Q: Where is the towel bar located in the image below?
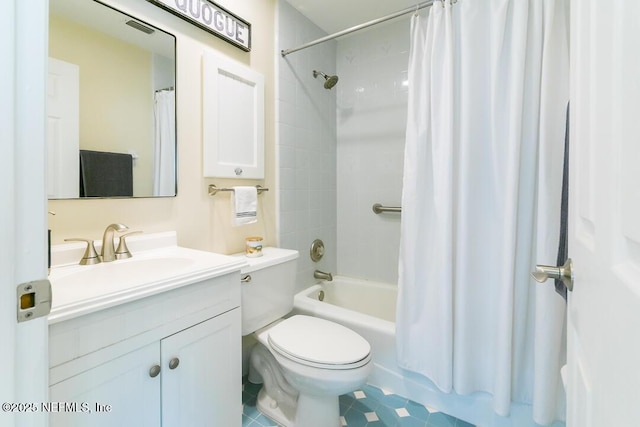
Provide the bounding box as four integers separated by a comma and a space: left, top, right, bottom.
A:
208, 184, 269, 196
372, 203, 401, 214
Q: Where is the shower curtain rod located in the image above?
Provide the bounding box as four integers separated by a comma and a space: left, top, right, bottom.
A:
280, 0, 435, 57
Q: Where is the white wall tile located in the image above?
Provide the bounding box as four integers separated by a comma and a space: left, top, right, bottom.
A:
336, 19, 409, 285
277, 0, 337, 291
278, 1, 408, 288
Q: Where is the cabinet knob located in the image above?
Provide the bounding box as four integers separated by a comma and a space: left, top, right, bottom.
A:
169, 357, 180, 370
149, 364, 161, 378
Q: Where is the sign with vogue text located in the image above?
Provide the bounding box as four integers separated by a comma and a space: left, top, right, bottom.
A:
147, 0, 251, 51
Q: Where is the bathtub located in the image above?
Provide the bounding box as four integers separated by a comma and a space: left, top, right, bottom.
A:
292, 276, 564, 427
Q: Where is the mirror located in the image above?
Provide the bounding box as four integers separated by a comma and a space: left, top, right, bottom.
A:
48, 0, 176, 199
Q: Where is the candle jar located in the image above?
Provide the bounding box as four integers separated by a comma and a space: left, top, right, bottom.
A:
245, 237, 263, 257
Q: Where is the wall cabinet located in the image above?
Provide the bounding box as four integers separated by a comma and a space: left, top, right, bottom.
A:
202, 50, 265, 179
49, 273, 241, 426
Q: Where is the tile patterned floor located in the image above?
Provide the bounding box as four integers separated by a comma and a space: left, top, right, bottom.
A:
242, 381, 475, 427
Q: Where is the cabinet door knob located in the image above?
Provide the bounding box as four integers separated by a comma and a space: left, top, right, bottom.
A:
149, 364, 161, 378
169, 357, 180, 370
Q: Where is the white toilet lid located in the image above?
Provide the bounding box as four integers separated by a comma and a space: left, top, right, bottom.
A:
267, 315, 371, 368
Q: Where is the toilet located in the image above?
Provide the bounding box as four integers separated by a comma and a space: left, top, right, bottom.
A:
240, 247, 372, 427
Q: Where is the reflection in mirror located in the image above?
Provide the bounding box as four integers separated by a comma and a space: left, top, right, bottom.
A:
48, 0, 177, 199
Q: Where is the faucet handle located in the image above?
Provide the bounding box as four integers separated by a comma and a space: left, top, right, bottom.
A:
115, 231, 143, 260
64, 238, 101, 265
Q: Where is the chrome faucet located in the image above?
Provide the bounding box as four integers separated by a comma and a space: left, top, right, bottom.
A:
101, 223, 128, 262
313, 269, 333, 281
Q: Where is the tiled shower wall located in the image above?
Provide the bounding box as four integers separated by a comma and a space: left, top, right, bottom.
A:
277, 1, 409, 287
336, 20, 409, 285
277, 0, 337, 291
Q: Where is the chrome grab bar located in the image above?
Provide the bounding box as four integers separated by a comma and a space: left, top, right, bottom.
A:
372, 203, 402, 214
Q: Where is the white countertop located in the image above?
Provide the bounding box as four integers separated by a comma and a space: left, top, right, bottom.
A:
48, 231, 247, 324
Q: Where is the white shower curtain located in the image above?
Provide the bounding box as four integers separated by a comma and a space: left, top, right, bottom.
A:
153, 89, 176, 196
397, 0, 569, 424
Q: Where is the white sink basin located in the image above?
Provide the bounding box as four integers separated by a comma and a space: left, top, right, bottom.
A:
52, 256, 194, 298
48, 237, 247, 323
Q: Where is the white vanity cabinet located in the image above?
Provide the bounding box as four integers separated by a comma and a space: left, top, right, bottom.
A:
161, 309, 240, 426
49, 342, 161, 426
48, 270, 242, 427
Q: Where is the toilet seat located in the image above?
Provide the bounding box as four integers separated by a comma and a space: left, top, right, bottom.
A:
267, 315, 371, 370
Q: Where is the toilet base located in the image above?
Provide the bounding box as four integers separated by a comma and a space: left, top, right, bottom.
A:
295, 393, 340, 427
256, 388, 340, 427
249, 343, 298, 426
256, 387, 296, 427
250, 341, 344, 427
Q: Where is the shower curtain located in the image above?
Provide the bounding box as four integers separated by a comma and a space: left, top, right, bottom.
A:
153, 89, 176, 196
397, 0, 569, 424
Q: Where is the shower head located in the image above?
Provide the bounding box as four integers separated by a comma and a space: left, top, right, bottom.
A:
313, 70, 339, 89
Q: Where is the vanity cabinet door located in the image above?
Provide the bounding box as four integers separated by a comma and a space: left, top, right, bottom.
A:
49, 342, 160, 427
160, 308, 241, 427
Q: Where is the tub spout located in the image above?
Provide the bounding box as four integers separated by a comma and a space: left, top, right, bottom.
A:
314, 270, 333, 281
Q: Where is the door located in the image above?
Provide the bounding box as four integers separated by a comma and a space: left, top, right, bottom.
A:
161, 309, 242, 427
49, 344, 161, 427
47, 57, 80, 199
567, 1, 640, 426
0, 1, 49, 426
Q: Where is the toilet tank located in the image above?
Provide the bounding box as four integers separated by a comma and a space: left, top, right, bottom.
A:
237, 247, 299, 335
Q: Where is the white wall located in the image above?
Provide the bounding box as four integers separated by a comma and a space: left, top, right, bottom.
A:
277, 0, 337, 292
336, 20, 409, 284
48, 0, 277, 256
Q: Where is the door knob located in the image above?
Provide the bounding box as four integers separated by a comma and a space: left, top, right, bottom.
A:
531, 258, 574, 292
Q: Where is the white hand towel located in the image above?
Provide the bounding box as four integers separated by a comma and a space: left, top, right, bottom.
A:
231, 186, 258, 226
